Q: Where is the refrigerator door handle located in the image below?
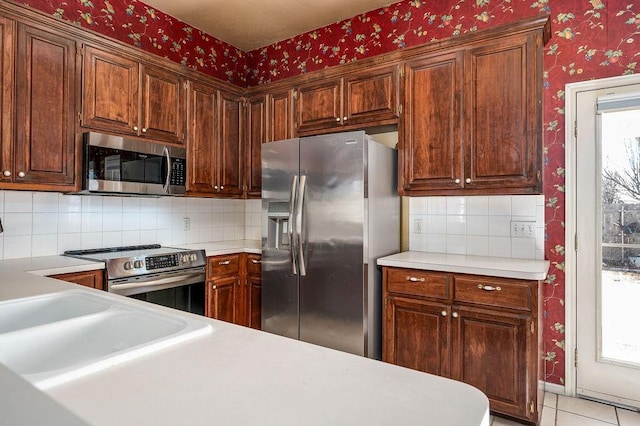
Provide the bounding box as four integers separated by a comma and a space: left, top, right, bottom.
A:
289, 175, 299, 275
297, 174, 307, 276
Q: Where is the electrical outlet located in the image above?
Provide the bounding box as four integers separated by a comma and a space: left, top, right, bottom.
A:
183, 217, 190, 231
510, 221, 535, 238
414, 218, 424, 234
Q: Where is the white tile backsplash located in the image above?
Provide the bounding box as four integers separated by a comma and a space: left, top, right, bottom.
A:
0, 190, 253, 260
409, 195, 545, 260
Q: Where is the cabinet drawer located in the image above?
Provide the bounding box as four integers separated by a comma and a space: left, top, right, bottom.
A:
385, 268, 450, 299
207, 254, 240, 277
247, 254, 262, 276
453, 275, 532, 311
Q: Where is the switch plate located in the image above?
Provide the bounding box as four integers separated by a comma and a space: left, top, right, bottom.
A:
183, 217, 190, 231
414, 218, 424, 234
511, 221, 535, 238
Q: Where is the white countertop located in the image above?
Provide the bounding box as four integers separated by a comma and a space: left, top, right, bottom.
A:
0, 255, 489, 425
178, 239, 261, 256
377, 251, 550, 280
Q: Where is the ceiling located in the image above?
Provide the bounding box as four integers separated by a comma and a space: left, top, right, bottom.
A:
141, 0, 397, 51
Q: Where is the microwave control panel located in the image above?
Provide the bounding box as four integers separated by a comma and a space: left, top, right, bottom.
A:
170, 158, 186, 186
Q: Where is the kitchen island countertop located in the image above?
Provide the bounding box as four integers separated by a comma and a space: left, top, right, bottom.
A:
0, 256, 489, 426
377, 251, 550, 280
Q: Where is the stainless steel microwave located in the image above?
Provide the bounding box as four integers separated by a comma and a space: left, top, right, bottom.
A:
80, 132, 186, 196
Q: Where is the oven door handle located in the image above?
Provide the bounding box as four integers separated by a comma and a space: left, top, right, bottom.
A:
109, 271, 205, 296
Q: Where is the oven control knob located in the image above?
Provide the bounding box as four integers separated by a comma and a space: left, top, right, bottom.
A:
181, 255, 189, 263
124, 261, 133, 270
190, 254, 197, 261
134, 260, 143, 269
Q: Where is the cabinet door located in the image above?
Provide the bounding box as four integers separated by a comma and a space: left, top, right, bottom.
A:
295, 78, 342, 133
247, 275, 261, 330
0, 17, 14, 184
206, 277, 236, 322
82, 45, 139, 135
268, 89, 294, 142
400, 52, 464, 194
246, 95, 265, 198
383, 297, 450, 377
186, 80, 217, 194
344, 65, 400, 125
451, 306, 532, 421
465, 32, 541, 192
219, 91, 243, 197
14, 24, 78, 188
140, 64, 186, 144
50, 270, 104, 290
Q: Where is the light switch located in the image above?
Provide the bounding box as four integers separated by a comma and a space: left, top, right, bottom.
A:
510, 221, 535, 238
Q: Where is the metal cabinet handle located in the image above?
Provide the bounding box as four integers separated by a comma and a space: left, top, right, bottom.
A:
214, 185, 218, 190
465, 178, 471, 184
142, 128, 147, 133
441, 310, 447, 317
452, 312, 459, 318
17, 172, 25, 178
220, 185, 224, 190
133, 126, 138, 131
211, 284, 217, 290
477, 284, 501, 291
335, 118, 341, 122
343, 116, 347, 121
454, 178, 460, 184
406, 276, 425, 282
3, 170, 10, 177
251, 259, 261, 264
218, 260, 231, 265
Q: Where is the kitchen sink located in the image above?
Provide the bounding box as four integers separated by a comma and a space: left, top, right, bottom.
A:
0, 289, 212, 389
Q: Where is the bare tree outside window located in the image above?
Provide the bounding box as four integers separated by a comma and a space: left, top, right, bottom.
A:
604, 136, 640, 203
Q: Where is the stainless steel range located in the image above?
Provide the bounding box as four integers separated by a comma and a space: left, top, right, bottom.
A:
65, 245, 207, 315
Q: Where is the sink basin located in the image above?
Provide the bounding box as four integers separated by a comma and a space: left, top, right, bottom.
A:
0, 290, 212, 389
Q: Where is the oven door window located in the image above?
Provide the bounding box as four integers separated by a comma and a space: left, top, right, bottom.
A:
131, 282, 205, 316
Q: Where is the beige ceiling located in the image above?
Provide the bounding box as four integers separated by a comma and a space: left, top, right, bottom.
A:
141, 0, 397, 51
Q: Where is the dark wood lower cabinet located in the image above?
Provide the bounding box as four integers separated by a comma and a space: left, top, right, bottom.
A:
49, 269, 104, 290
383, 267, 541, 424
205, 253, 261, 329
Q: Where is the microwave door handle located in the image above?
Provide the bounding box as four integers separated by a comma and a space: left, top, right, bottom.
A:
162, 146, 171, 194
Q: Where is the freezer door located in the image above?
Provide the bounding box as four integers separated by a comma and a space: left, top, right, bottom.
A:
261, 138, 300, 339
298, 131, 366, 356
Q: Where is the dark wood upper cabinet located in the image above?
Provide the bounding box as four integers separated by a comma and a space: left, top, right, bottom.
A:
11, 23, 78, 189
295, 65, 401, 135
400, 20, 548, 196
82, 44, 186, 145
246, 94, 265, 198
401, 51, 464, 193
0, 16, 14, 185
218, 92, 243, 197
186, 80, 243, 197
268, 88, 295, 142
140, 64, 186, 144
186, 80, 217, 194
296, 78, 342, 133
465, 32, 540, 192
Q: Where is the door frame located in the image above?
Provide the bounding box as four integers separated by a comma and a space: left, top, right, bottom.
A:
564, 73, 640, 398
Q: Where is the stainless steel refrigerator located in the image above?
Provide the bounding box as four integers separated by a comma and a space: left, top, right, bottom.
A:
261, 130, 399, 359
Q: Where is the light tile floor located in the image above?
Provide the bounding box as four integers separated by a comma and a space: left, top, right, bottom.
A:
489, 393, 640, 426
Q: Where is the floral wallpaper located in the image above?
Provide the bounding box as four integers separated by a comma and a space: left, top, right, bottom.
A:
17, 0, 640, 386
19, 0, 248, 85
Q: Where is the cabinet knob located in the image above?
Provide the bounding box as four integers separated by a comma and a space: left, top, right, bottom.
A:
343, 117, 347, 121
465, 178, 471, 184
213, 185, 218, 190
142, 128, 147, 133
17, 171, 26, 178
133, 126, 138, 131
251, 259, 261, 264
477, 284, 501, 291
218, 260, 231, 265
220, 185, 224, 190
452, 312, 459, 318
406, 276, 425, 282
2, 170, 10, 177
454, 178, 460, 184
336, 118, 341, 122
441, 310, 447, 317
